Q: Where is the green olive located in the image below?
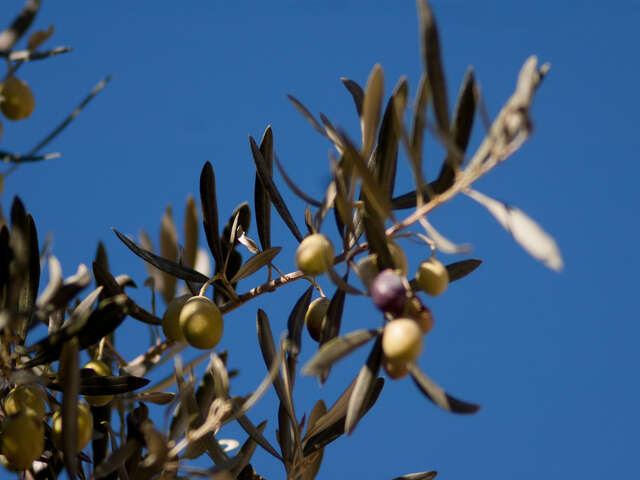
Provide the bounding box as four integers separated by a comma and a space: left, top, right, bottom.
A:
51, 402, 93, 453
0, 413, 44, 470
416, 258, 449, 296
162, 294, 191, 342
4, 385, 46, 418
179, 296, 224, 350
305, 297, 330, 342
0, 76, 35, 121
295, 234, 334, 276
356, 241, 408, 289
83, 360, 113, 407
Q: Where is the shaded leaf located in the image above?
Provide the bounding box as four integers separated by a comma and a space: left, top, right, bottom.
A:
113, 228, 209, 283
286, 286, 313, 382
249, 136, 304, 242
255, 126, 274, 251
345, 337, 383, 434
340, 77, 364, 118
465, 189, 563, 271
409, 74, 430, 172
230, 247, 281, 283
130, 391, 175, 405
361, 64, 385, 158
0, 0, 40, 51
47, 372, 150, 395
27, 24, 54, 50
287, 94, 326, 136
302, 329, 380, 378
274, 154, 322, 207
408, 363, 480, 414
200, 161, 224, 268
237, 415, 283, 461
232, 420, 267, 476
391, 471, 438, 480
277, 404, 295, 463
302, 377, 384, 456
446, 258, 482, 282
93, 439, 139, 480
60, 338, 79, 478
184, 195, 199, 269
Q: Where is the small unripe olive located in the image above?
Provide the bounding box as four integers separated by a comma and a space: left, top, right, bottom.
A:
416, 258, 449, 296
162, 294, 190, 342
295, 234, 334, 276
0, 77, 35, 121
382, 356, 409, 380
0, 413, 44, 470
370, 269, 408, 315
51, 402, 93, 453
401, 297, 435, 334
179, 296, 223, 350
356, 241, 408, 289
4, 385, 46, 418
305, 297, 330, 342
83, 360, 113, 407
382, 318, 424, 365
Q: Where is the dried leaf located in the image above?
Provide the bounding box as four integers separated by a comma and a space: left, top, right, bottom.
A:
465, 189, 563, 271
113, 228, 209, 283
345, 337, 383, 434
361, 64, 385, 158
184, 195, 199, 269
230, 247, 281, 283
200, 161, 224, 268
255, 126, 274, 251
249, 136, 304, 242
302, 329, 380, 378
408, 363, 480, 414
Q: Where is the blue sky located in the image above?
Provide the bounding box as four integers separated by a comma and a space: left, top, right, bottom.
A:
2, 1, 639, 479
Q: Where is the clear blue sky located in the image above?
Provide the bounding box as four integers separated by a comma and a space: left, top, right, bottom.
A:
2, 1, 639, 479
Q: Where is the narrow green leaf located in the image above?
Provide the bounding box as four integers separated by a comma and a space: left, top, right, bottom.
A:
184, 195, 199, 269
361, 64, 385, 158
48, 372, 150, 395
249, 136, 304, 242
200, 161, 224, 268
230, 247, 281, 283
112, 228, 209, 283
302, 329, 380, 378
254, 126, 274, 251
345, 337, 383, 434
408, 363, 480, 414
340, 77, 364, 118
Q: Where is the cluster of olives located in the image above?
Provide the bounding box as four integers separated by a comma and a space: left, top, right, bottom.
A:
162, 294, 224, 350
0, 384, 93, 471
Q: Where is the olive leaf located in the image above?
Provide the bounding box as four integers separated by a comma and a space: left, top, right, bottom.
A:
464, 189, 563, 271
391, 471, 438, 480
229, 247, 281, 284
255, 125, 274, 251
249, 135, 304, 242
345, 337, 383, 434
59, 338, 79, 478
184, 194, 199, 270
340, 77, 364, 118
286, 286, 314, 383
408, 363, 480, 414
237, 415, 283, 461
113, 228, 209, 283
286, 94, 326, 136
361, 64, 385, 158
160, 205, 179, 303
200, 161, 224, 268
446, 258, 482, 282
274, 154, 322, 207
302, 329, 380, 378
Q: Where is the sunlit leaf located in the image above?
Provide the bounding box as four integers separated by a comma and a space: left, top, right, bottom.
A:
230, 247, 281, 283
391, 471, 438, 480
361, 64, 385, 158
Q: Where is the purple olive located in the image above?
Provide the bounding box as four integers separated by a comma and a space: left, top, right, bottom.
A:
370, 269, 408, 315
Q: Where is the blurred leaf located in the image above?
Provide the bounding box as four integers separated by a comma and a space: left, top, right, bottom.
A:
361, 64, 385, 158
302, 376, 384, 456
93, 439, 139, 480
184, 195, 199, 269
408, 363, 480, 414
27, 24, 54, 50
249, 136, 304, 242
286, 286, 313, 383
139, 229, 164, 292
287, 94, 326, 136
200, 161, 224, 268
255, 126, 274, 251
60, 338, 79, 478
0, 0, 40, 50
230, 247, 281, 284
130, 391, 175, 405
409, 74, 430, 173
48, 371, 150, 395
232, 420, 267, 476
417, 0, 449, 132
391, 471, 438, 480
113, 228, 209, 283
340, 77, 364, 118
314, 180, 336, 232
302, 329, 380, 378
277, 404, 295, 463
446, 259, 482, 282
37, 263, 91, 315
222, 203, 251, 250
274, 154, 322, 207
363, 208, 394, 271
345, 337, 382, 434
0, 226, 9, 308
319, 113, 344, 153
465, 189, 563, 271
318, 289, 347, 373
237, 415, 283, 461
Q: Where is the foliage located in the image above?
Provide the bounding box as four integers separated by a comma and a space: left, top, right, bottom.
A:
0, 1, 561, 479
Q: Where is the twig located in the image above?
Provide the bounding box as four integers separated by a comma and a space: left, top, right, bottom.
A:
4, 45, 71, 62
